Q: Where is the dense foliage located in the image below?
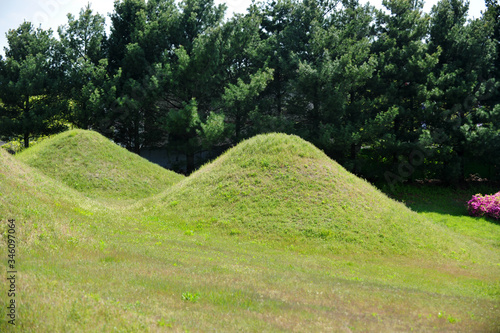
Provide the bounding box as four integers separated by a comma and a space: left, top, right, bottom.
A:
468, 191, 500, 220
0, 0, 499, 182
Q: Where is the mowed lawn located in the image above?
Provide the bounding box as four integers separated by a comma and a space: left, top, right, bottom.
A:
0, 130, 499, 332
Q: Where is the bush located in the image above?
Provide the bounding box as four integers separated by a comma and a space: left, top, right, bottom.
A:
1, 135, 54, 154
467, 192, 500, 220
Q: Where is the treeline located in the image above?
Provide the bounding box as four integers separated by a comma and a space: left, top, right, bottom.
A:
0, 0, 499, 183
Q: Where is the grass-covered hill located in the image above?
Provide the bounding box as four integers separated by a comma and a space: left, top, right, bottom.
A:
1, 132, 499, 332
16, 129, 184, 202
140, 133, 487, 258
0, 147, 104, 249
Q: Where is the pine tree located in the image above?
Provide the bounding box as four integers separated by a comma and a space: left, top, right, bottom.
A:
368, 0, 439, 180
0, 22, 67, 148
427, 0, 498, 182
58, 4, 109, 130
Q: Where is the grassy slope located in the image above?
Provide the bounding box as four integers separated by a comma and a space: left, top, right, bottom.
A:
0, 147, 154, 330
16, 129, 184, 203
0, 134, 498, 332
140, 133, 492, 259
0, 148, 104, 246
385, 184, 500, 250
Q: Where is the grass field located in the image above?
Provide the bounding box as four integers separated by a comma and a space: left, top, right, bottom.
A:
1, 130, 499, 332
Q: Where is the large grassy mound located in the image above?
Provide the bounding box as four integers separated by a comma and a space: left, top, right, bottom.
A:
16, 129, 184, 202
143, 133, 485, 257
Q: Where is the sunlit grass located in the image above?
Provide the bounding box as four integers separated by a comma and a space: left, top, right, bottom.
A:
137, 134, 494, 261
384, 183, 500, 250
15, 129, 184, 205
0, 131, 499, 332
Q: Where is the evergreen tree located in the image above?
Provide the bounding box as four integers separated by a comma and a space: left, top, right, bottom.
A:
290, 0, 377, 168
369, 0, 439, 180
256, 0, 315, 120
156, 0, 227, 173
58, 4, 109, 130
215, 11, 275, 140
0, 22, 67, 148
427, 0, 498, 182
107, 0, 178, 153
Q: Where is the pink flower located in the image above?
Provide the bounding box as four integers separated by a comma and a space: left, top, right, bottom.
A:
467, 192, 500, 220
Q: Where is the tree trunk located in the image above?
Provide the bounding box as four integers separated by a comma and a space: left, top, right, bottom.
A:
393, 115, 400, 164
312, 89, 320, 133
133, 117, 141, 154
235, 109, 241, 142
24, 96, 30, 148
351, 142, 356, 156
351, 143, 358, 174
24, 132, 29, 149
276, 70, 282, 116
457, 148, 465, 183
186, 151, 195, 175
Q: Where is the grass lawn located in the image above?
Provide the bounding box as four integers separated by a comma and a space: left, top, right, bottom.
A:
0, 130, 499, 332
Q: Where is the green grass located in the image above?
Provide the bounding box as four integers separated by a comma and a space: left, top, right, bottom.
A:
1, 131, 499, 332
16, 129, 184, 204
383, 183, 500, 253
139, 134, 493, 259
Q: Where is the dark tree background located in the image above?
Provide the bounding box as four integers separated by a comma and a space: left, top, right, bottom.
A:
1, 0, 498, 183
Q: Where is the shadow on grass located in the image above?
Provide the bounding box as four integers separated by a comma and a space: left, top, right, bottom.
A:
377, 181, 500, 222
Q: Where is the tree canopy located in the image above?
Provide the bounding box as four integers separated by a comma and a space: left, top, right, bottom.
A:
0, 0, 498, 182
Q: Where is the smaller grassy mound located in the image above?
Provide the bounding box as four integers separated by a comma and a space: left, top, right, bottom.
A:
141, 133, 492, 259
16, 129, 184, 202
0, 148, 102, 248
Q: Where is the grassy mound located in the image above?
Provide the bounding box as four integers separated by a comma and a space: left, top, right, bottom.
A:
1, 136, 498, 331
143, 133, 484, 256
0, 148, 103, 247
16, 129, 184, 202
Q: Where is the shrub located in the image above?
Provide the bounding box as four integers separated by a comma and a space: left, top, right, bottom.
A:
1, 135, 54, 154
467, 192, 500, 220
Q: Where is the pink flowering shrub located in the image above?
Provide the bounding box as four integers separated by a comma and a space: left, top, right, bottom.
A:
467, 192, 500, 220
